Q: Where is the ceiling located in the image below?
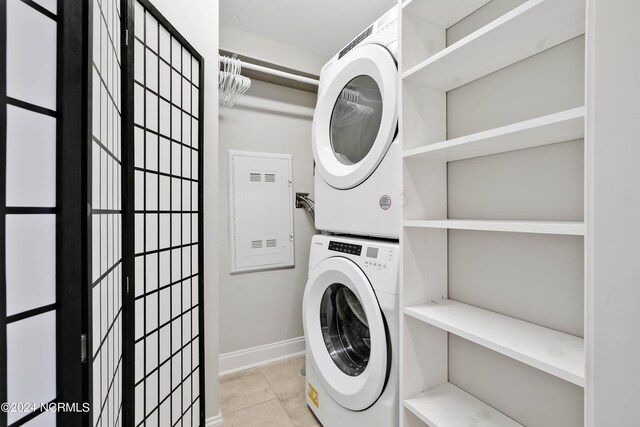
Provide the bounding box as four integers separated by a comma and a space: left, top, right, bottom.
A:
220, 0, 397, 58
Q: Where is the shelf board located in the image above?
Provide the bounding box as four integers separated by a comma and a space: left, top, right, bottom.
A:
403, 107, 585, 161
405, 300, 585, 386
405, 382, 523, 427
401, 0, 492, 29
403, 219, 585, 236
402, 0, 586, 91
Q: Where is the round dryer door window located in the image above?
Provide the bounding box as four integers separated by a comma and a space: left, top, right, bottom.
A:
312, 44, 398, 190
320, 283, 371, 376
330, 76, 383, 165
303, 257, 389, 411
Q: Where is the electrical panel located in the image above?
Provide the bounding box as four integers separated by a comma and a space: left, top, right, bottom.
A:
229, 150, 294, 273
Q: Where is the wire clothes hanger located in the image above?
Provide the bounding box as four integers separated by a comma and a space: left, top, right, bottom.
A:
219, 54, 252, 107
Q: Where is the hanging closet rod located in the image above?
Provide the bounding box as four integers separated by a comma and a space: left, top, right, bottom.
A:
219, 49, 319, 93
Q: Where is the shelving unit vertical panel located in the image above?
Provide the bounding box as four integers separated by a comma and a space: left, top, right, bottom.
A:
401, 81, 446, 151
399, 2, 449, 423
402, 14, 445, 72
402, 226, 449, 402
403, 158, 447, 221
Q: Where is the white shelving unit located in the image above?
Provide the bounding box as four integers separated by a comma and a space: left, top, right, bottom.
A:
405, 383, 523, 427
403, 107, 585, 162
403, 0, 586, 91
405, 301, 585, 386
399, 0, 587, 425
403, 219, 585, 236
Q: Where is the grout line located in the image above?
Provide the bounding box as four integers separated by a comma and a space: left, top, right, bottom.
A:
219, 397, 279, 418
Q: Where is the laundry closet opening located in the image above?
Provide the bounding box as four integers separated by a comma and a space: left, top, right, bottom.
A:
217, 41, 320, 373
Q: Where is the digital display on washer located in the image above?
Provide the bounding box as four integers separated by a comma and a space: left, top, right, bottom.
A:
328, 241, 362, 256
338, 25, 373, 59
366, 247, 379, 259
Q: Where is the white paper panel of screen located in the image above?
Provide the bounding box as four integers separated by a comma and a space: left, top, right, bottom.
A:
229, 151, 294, 273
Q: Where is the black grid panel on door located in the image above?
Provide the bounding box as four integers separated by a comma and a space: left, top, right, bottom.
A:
1, 0, 59, 426
90, 0, 123, 426
132, 1, 202, 426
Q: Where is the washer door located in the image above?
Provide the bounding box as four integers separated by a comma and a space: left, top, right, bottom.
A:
312, 44, 398, 190
303, 257, 389, 411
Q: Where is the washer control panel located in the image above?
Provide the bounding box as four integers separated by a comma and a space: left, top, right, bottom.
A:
328, 241, 362, 256
364, 246, 395, 271
325, 238, 397, 272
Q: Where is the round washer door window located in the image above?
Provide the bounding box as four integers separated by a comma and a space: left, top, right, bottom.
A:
320, 283, 371, 376
330, 76, 383, 166
303, 257, 389, 411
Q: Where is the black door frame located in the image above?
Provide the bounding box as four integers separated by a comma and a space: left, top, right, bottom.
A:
58, 0, 91, 426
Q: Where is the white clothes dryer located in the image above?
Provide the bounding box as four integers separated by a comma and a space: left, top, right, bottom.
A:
303, 234, 399, 427
312, 7, 400, 239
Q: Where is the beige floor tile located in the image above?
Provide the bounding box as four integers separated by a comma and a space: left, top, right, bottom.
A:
259, 356, 306, 400
223, 399, 295, 427
220, 368, 276, 414
281, 395, 322, 427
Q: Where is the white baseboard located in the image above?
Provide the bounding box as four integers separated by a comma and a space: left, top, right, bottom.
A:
219, 336, 306, 376
206, 412, 224, 427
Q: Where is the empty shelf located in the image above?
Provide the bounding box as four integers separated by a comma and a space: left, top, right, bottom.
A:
402, 0, 492, 29
405, 382, 523, 427
405, 300, 585, 386
403, 107, 585, 161
403, 220, 585, 236
403, 0, 586, 91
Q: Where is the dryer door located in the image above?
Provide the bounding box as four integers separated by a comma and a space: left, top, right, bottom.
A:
312, 44, 397, 190
303, 257, 389, 411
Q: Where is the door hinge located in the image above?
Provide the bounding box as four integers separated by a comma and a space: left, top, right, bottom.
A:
80, 334, 87, 363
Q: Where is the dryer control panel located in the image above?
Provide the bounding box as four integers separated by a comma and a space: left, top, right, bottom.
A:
338, 25, 373, 59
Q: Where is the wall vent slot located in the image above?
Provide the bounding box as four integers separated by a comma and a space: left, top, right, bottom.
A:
266, 239, 277, 248
250, 172, 262, 182
251, 240, 263, 249
264, 173, 276, 183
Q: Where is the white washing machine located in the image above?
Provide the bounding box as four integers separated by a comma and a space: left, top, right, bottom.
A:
303, 234, 399, 427
312, 7, 400, 239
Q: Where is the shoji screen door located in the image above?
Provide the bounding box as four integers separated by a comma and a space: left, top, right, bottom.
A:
89, 0, 124, 426
127, 1, 204, 425
1, 1, 59, 426
2, 0, 88, 426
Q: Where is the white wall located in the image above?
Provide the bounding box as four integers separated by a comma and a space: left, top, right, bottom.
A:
217, 25, 319, 369
218, 79, 316, 358
586, 0, 640, 425
148, 0, 220, 420
220, 25, 328, 75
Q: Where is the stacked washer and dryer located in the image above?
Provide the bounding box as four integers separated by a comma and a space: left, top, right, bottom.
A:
303, 7, 401, 427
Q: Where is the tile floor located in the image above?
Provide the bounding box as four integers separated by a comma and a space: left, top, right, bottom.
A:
219, 356, 322, 427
